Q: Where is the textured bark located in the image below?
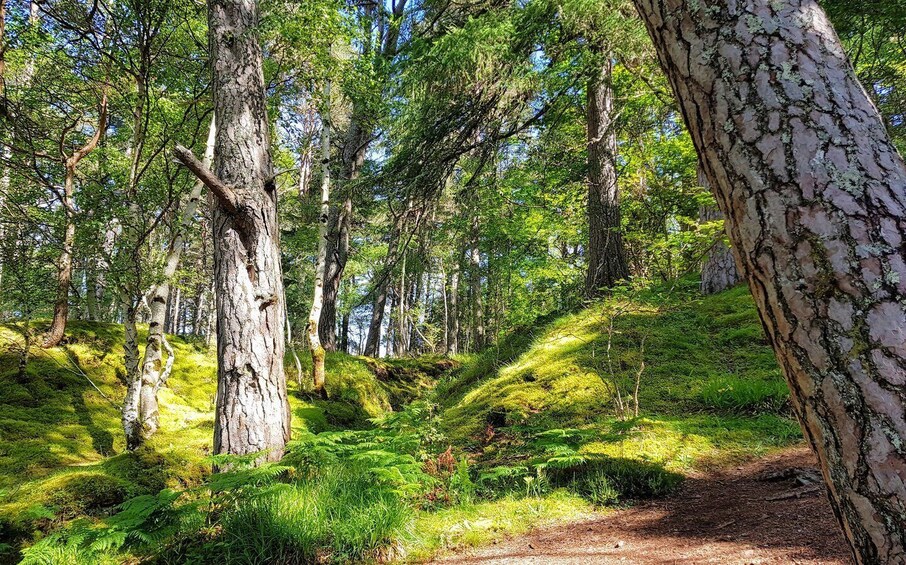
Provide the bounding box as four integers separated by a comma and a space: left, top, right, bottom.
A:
44, 95, 108, 348
698, 167, 741, 294
188, 0, 289, 463
585, 57, 630, 298
632, 0, 906, 560
308, 82, 331, 395
319, 107, 368, 350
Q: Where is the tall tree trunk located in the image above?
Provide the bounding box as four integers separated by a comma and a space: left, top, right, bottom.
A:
44, 180, 76, 347
447, 262, 460, 355
698, 166, 740, 295
319, 113, 368, 351
584, 56, 630, 299
175, 0, 288, 464
308, 81, 331, 395
121, 300, 142, 450
632, 0, 906, 560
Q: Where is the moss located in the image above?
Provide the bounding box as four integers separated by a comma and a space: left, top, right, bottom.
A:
439, 280, 800, 471
0, 321, 434, 559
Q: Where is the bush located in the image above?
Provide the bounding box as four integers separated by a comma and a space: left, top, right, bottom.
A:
47, 473, 131, 518
551, 457, 683, 503
701, 376, 789, 413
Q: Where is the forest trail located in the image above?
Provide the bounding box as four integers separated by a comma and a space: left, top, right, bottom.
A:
435, 446, 852, 564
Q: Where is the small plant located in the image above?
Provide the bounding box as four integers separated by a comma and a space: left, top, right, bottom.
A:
701, 376, 789, 414
549, 456, 683, 504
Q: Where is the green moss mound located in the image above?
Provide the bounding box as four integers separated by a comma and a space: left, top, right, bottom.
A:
0, 321, 439, 562
438, 279, 798, 473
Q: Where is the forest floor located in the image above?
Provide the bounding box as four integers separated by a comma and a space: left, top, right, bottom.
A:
435, 446, 852, 564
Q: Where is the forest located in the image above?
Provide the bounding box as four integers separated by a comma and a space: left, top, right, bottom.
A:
0, 0, 904, 563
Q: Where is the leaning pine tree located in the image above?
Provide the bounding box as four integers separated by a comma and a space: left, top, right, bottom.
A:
631, 0, 906, 561
174, 0, 289, 465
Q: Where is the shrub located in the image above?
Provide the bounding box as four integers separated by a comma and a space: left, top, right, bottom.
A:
701, 376, 789, 414
47, 473, 131, 518
216, 465, 411, 564
550, 457, 682, 503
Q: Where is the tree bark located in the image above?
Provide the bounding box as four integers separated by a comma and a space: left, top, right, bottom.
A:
179, 0, 289, 464
308, 81, 331, 395
121, 300, 142, 450
632, 0, 906, 560
584, 56, 630, 299
698, 166, 740, 294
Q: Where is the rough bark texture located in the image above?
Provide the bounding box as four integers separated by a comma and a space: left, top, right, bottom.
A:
319, 106, 368, 350
206, 0, 289, 463
632, 0, 906, 561
585, 57, 630, 299
698, 167, 741, 294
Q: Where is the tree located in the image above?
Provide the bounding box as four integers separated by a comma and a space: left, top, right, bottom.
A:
698, 167, 739, 294
585, 54, 630, 297
631, 0, 906, 560
41, 93, 107, 348
123, 118, 216, 449
308, 82, 331, 394
175, 0, 289, 464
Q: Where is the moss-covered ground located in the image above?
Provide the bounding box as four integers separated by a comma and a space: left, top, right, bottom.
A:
0, 279, 802, 563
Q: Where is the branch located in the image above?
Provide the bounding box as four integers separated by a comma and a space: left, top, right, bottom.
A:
172, 144, 239, 213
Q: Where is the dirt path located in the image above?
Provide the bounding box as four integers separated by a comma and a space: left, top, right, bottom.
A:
435, 446, 852, 564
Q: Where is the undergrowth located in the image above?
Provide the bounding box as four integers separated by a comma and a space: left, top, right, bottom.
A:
2, 280, 803, 563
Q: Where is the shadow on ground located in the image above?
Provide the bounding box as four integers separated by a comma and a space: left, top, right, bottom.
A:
436, 446, 852, 564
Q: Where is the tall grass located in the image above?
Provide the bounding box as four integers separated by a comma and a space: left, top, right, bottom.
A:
700, 376, 789, 414
216, 464, 411, 563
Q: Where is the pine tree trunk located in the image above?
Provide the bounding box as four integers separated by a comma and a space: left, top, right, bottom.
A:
698, 167, 740, 294
184, 0, 289, 464
585, 56, 630, 298
632, 0, 906, 560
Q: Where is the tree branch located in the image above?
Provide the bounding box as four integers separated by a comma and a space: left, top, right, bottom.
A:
172, 144, 238, 213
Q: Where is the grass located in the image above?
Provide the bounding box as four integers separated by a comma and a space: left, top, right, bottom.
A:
436, 279, 798, 474
0, 279, 802, 563
0, 321, 441, 562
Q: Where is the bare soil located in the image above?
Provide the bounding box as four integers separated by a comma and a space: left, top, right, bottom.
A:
434, 446, 852, 564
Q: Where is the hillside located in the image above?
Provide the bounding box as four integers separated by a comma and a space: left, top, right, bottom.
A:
0, 281, 807, 563
437, 279, 799, 473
